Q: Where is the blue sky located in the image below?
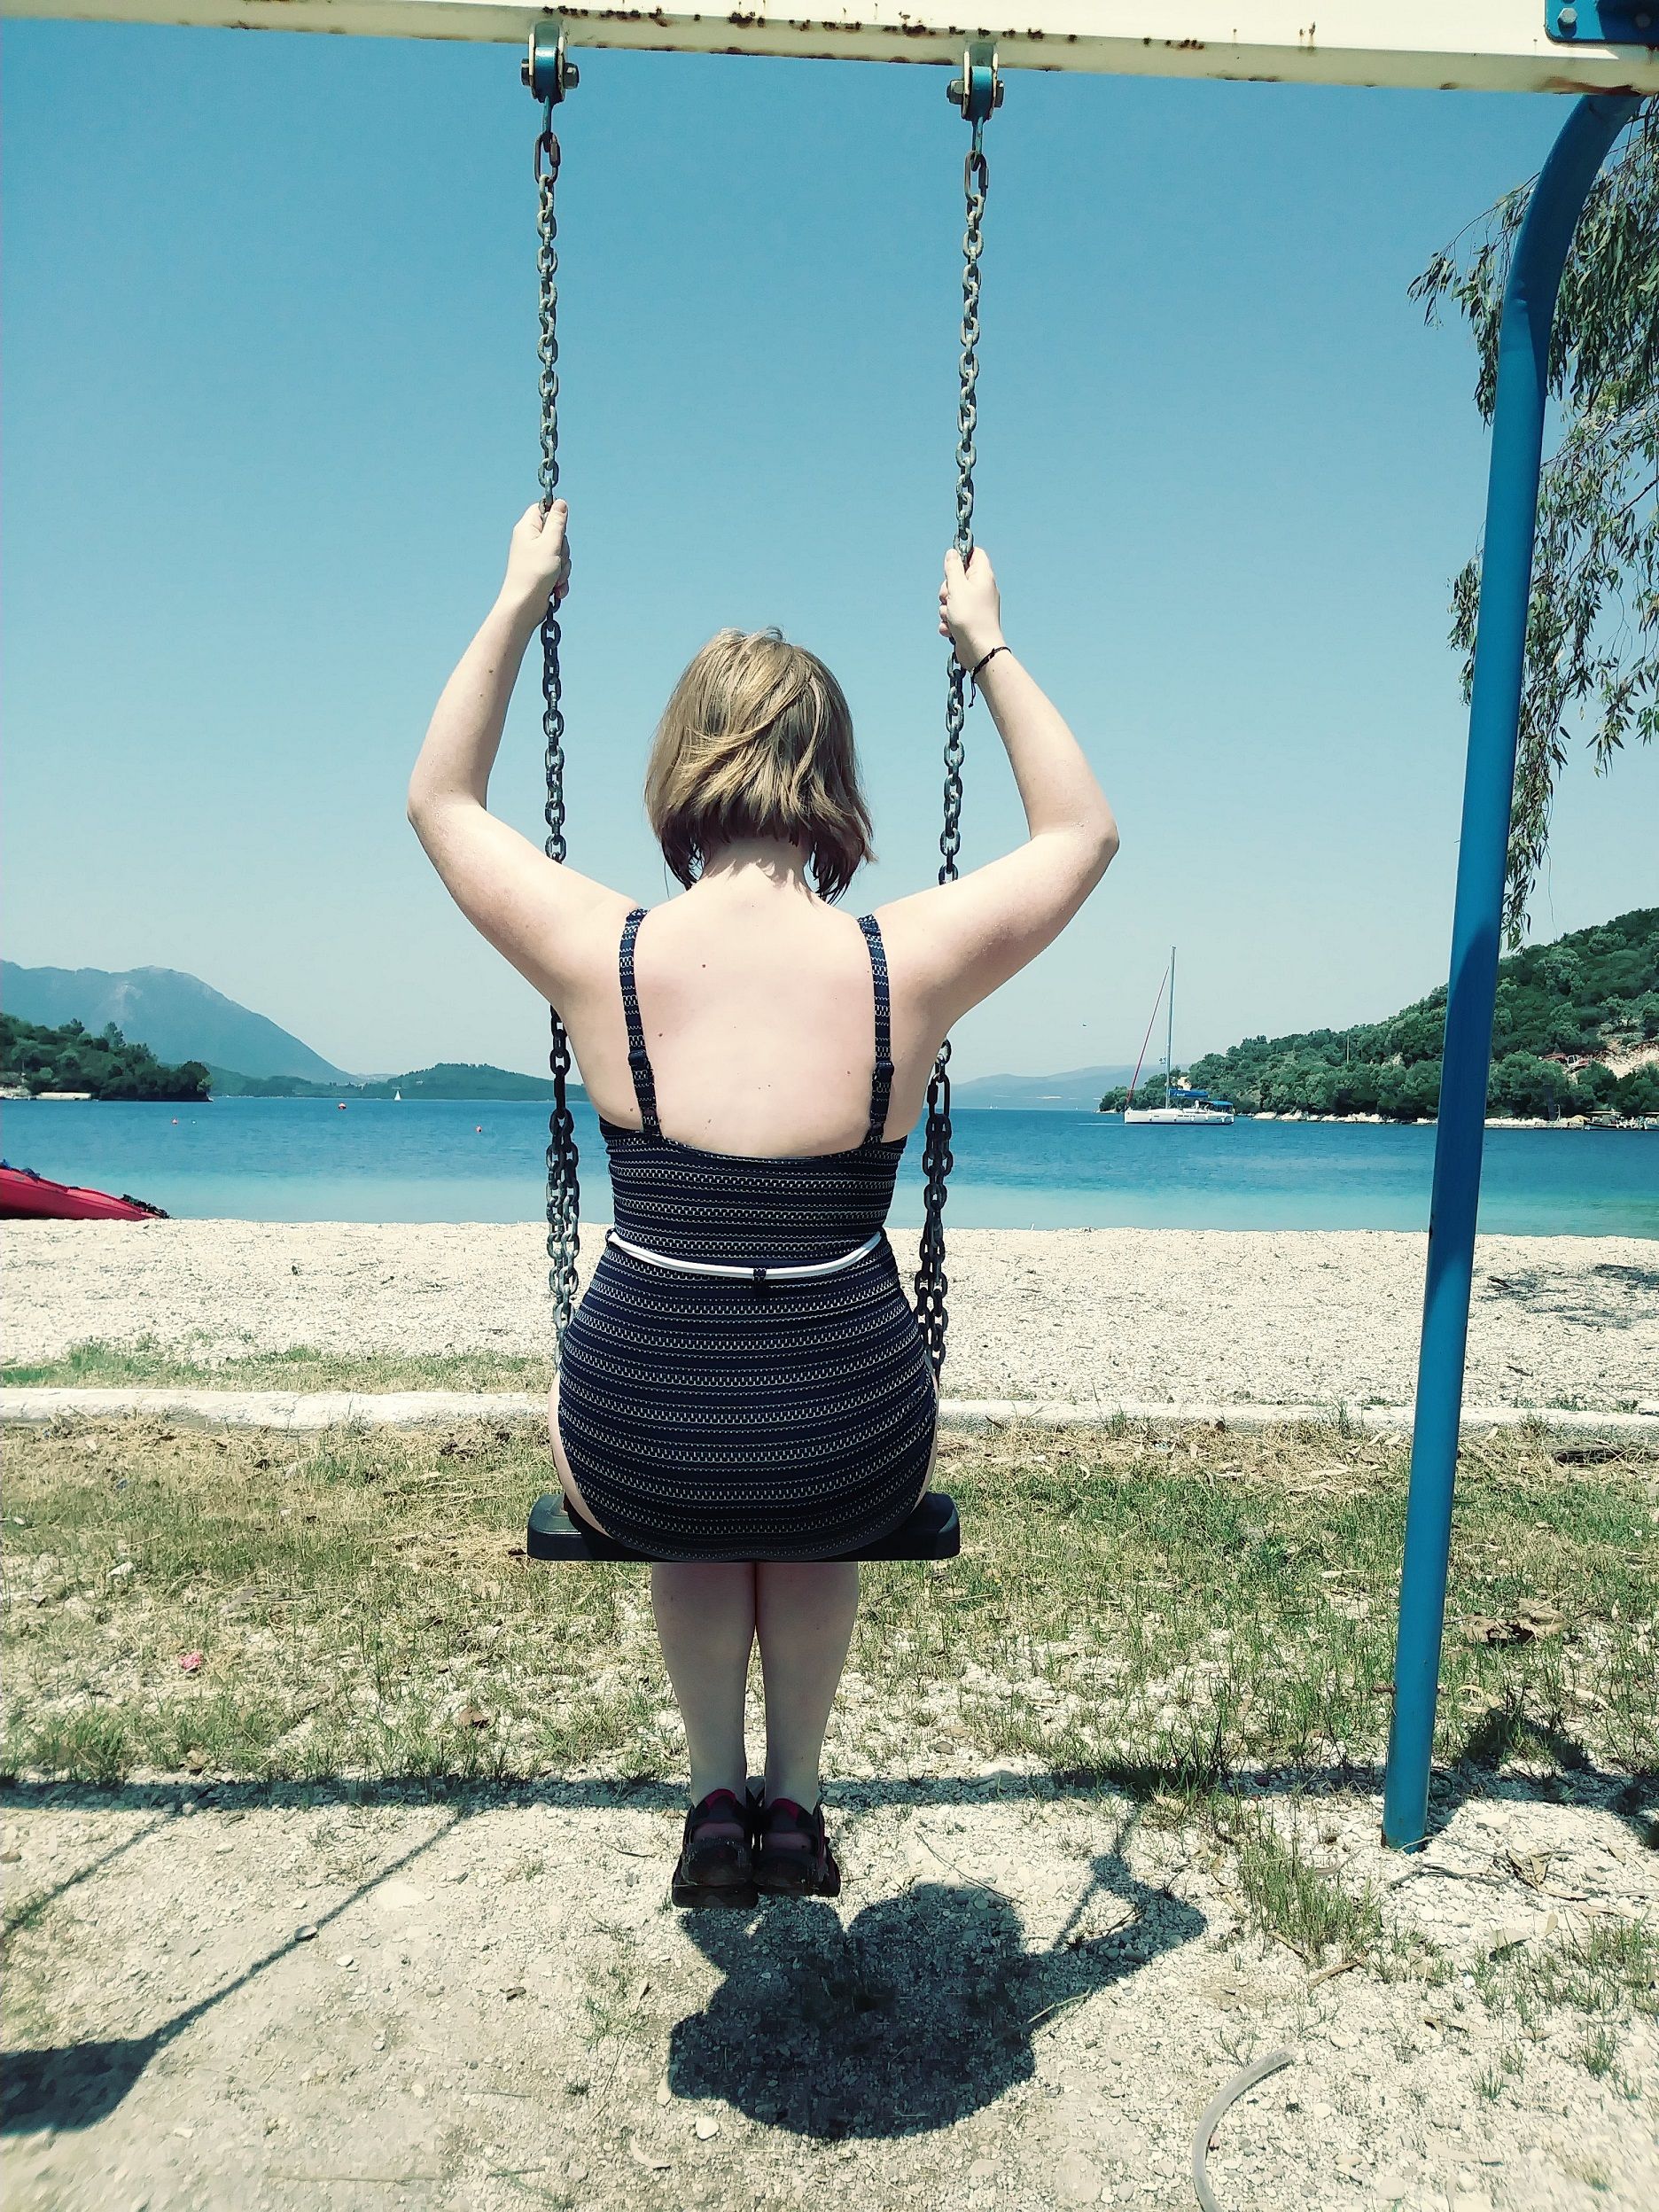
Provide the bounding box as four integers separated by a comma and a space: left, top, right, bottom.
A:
4, 25, 1655, 1082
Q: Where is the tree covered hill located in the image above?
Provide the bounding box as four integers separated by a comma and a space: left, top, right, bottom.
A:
1101, 908, 1659, 1122
206, 1060, 575, 1102
1, 1014, 211, 1103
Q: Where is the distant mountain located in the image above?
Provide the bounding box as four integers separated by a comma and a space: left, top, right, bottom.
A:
951, 1064, 1137, 1111
207, 1060, 576, 1102
3, 962, 349, 1084
3, 957, 1133, 1111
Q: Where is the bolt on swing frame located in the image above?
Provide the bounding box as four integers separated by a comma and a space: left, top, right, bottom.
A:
11, 0, 1655, 1825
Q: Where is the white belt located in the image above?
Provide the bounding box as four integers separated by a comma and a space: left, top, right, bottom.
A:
605, 1228, 883, 1281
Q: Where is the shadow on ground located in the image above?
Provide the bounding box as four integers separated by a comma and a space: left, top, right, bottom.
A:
1, 2037, 162, 2136
669, 1819, 1196, 2137
1, 1808, 465, 2137
3, 1759, 1652, 2140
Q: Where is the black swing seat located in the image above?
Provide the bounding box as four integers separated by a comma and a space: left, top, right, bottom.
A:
526, 1491, 960, 1563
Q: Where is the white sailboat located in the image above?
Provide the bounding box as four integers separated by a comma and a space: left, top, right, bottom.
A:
1122, 947, 1235, 1125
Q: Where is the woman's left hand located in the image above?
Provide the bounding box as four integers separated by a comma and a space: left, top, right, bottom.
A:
502, 498, 572, 618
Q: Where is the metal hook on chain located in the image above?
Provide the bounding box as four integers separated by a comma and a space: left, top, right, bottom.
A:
963, 117, 989, 202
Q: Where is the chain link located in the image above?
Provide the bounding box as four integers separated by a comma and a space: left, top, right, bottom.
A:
536, 113, 580, 1343
914, 119, 989, 1381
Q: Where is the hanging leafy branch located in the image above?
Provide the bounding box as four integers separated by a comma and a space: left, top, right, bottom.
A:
1410, 99, 1656, 948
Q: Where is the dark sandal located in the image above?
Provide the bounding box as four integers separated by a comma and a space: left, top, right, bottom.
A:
671, 1788, 756, 1908
752, 1793, 842, 1898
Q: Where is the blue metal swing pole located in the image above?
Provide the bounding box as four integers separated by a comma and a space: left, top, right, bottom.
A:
1381, 91, 1641, 1852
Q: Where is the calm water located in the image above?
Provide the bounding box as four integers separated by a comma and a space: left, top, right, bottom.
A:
4, 1098, 1655, 1235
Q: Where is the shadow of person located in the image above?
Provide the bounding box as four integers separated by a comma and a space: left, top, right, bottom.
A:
666, 1842, 1203, 2138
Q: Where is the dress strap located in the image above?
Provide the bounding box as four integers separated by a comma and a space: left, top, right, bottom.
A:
857, 915, 895, 1146
618, 907, 662, 1139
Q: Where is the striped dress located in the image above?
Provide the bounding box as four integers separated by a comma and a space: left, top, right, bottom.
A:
555, 907, 938, 1561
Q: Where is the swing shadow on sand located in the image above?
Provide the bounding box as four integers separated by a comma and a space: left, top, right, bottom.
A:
3, 1745, 1649, 2144
0, 1795, 1192, 2149
666, 1813, 1200, 2139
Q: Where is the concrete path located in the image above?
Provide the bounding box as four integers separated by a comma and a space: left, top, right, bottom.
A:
3, 1385, 1655, 1437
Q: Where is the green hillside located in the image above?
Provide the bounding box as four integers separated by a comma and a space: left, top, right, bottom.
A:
207, 1060, 580, 1102
1, 1014, 211, 1103
1100, 908, 1659, 1123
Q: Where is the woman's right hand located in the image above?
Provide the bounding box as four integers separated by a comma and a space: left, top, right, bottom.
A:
939, 545, 1004, 669
501, 498, 572, 622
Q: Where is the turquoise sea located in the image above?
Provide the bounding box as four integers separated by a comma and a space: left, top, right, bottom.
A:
4, 1098, 1655, 1236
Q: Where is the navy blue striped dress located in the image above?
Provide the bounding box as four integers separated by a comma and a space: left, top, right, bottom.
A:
555, 907, 938, 1562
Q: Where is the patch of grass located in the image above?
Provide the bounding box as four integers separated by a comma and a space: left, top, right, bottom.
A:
1472, 2040, 1529, 2105
2, 1420, 656, 1784
1577, 2022, 1622, 2078
578, 1942, 646, 2048
1216, 1800, 1385, 1967
4, 1336, 550, 1393
1474, 1914, 1659, 2045
854, 1422, 1659, 1786
1, 1417, 1655, 1792
1561, 2152, 1616, 2193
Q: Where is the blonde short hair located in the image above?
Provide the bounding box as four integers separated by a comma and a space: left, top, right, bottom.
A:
644, 629, 874, 903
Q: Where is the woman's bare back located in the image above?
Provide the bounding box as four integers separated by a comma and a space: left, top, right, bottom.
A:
602, 882, 910, 1155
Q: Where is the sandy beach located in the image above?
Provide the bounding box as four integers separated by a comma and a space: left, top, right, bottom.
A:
7, 1220, 1655, 1412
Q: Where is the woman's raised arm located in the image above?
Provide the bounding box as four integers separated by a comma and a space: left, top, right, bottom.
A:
878, 545, 1119, 1031
406, 501, 630, 1005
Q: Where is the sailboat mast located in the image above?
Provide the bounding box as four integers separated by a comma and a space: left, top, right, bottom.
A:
1165, 946, 1176, 1109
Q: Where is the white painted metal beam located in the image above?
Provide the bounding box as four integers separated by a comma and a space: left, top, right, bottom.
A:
5, 2, 1659, 97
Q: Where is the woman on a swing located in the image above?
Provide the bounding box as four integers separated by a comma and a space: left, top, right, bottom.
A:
408, 498, 1118, 1904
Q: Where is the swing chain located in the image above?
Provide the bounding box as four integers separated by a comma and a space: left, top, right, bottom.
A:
915, 76, 993, 1381
942, 116, 987, 877
534, 82, 580, 1343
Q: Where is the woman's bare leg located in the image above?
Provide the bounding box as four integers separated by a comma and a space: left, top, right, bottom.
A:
650, 1564, 757, 1804
754, 1562, 861, 1806
754, 1421, 937, 1808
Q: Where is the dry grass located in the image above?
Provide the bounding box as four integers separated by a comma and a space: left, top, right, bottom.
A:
4, 1335, 545, 1392
4, 1414, 1654, 1795
4, 1412, 1655, 2103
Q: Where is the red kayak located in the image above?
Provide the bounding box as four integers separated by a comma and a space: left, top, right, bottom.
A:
0, 1164, 168, 1222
